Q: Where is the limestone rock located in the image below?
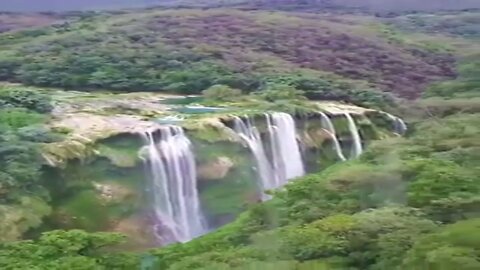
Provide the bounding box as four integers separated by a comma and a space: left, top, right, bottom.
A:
198, 157, 234, 180
112, 216, 158, 248
302, 128, 330, 148
92, 182, 135, 204
97, 145, 139, 168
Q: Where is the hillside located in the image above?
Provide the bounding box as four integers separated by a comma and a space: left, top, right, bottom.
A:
2, 0, 480, 12
0, 13, 60, 33
0, 0, 164, 12
1, 8, 473, 102
0, 4, 479, 270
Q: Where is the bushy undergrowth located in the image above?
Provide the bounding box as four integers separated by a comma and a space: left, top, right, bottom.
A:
0, 85, 60, 243
425, 55, 480, 99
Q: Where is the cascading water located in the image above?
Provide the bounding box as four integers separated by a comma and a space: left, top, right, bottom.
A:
385, 113, 407, 135
319, 112, 347, 161
233, 116, 276, 194
395, 118, 407, 135
267, 112, 305, 184
344, 113, 363, 158
141, 126, 206, 244
233, 112, 305, 197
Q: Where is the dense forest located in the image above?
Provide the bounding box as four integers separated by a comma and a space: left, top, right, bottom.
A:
0, 1, 479, 269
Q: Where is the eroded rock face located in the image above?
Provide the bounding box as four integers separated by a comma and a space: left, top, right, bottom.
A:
198, 157, 234, 180
112, 215, 158, 249
92, 182, 135, 204
302, 128, 331, 148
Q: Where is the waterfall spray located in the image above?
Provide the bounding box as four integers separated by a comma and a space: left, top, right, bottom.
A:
344, 113, 363, 158
141, 126, 206, 244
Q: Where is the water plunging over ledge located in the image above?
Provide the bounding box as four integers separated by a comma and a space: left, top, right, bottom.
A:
319, 112, 347, 161
232, 112, 305, 198
141, 126, 206, 244
344, 112, 363, 158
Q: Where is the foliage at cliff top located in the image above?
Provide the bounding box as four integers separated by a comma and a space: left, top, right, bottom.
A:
0, 8, 467, 102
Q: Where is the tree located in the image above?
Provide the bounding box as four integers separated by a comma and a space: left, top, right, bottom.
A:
255, 83, 306, 102
0, 230, 139, 270
202, 84, 242, 101
403, 219, 480, 270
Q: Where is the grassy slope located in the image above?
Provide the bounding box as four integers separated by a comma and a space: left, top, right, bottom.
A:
139, 9, 480, 270
3, 0, 480, 12
0, 7, 478, 270
0, 13, 60, 33
0, 8, 465, 100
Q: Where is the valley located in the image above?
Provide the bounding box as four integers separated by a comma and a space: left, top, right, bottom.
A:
0, 1, 479, 269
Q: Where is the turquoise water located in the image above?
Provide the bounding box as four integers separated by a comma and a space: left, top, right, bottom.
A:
160, 96, 203, 105
171, 106, 226, 114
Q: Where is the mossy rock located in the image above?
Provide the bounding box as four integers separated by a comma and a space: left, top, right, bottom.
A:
192, 139, 251, 166
185, 117, 238, 143
199, 164, 259, 226
54, 190, 111, 231
43, 157, 146, 232
356, 115, 381, 141
365, 111, 400, 136
41, 138, 96, 167
95, 133, 144, 168
198, 156, 235, 181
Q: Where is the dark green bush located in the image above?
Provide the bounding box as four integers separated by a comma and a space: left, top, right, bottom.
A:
0, 87, 53, 113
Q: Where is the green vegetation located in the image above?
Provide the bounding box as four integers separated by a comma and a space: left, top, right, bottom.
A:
0, 230, 139, 270
0, 5, 479, 270
425, 55, 480, 98
386, 12, 480, 38
0, 85, 59, 241
0, 8, 459, 104
202, 84, 243, 102
43, 157, 146, 232
145, 107, 479, 269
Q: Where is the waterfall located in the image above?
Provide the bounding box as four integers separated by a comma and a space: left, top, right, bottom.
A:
233, 116, 276, 193
267, 112, 305, 184
141, 126, 206, 244
319, 112, 347, 161
385, 113, 407, 135
233, 112, 304, 197
344, 113, 363, 158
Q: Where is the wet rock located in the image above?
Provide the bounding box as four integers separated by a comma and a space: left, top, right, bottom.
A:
92, 182, 135, 204
198, 156, 234, 180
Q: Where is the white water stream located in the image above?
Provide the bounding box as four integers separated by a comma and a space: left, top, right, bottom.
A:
141, 126, 206, 244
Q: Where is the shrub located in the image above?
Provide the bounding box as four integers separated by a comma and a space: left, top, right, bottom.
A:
0, 87, 53, 113
202, 84, 242, 101
0, 108, 45, 129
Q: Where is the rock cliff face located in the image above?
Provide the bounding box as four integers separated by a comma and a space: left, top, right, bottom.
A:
39, 90, 402, 246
